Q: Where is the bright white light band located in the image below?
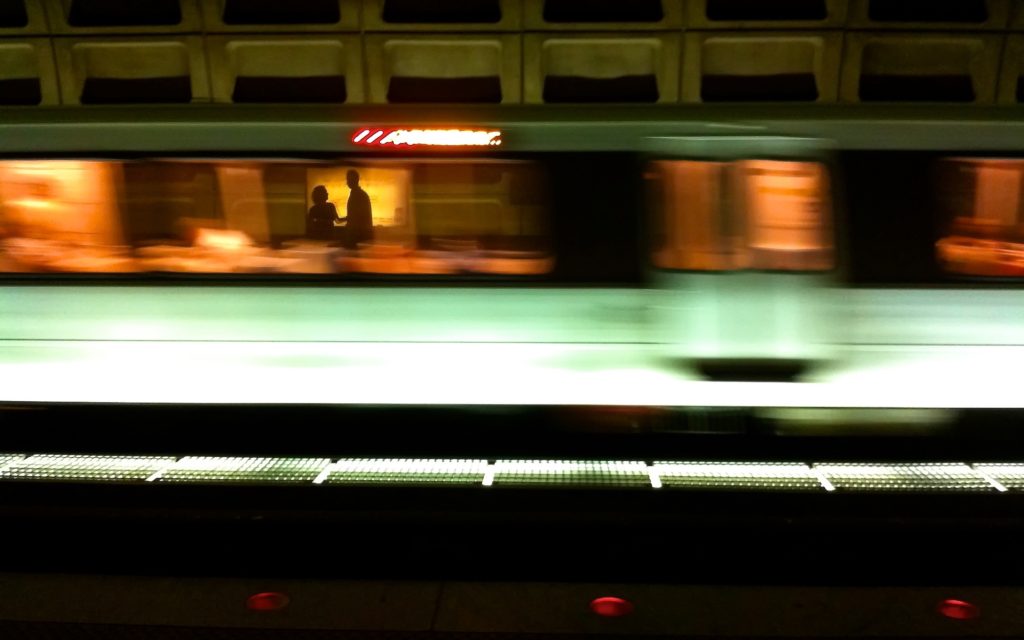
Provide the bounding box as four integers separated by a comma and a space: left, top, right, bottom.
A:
654, 462, 821, 490
0, 454, 175, 482
812, 462, 991, 492
160, 456, 331, 483
492, 460, 650, 486
4, 339, 1024, 408
970, 463, 1024, 491
324, 458, 489, 485
0, 455, 1020, 492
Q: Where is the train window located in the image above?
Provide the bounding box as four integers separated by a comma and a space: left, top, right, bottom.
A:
741, 160, 833, 270
936, 159, 1024, 278
0, 159, 551, 277
839, 152, 1024, 284
0, 161, 131, 273
651, 159, 833, 272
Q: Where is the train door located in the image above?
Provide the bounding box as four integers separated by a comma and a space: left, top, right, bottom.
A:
647, 136, 837, 379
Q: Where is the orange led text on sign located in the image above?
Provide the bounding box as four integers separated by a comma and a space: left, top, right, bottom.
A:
352, 128, 502, 148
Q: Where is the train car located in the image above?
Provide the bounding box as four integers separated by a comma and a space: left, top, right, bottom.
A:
2, 108, 1024, 404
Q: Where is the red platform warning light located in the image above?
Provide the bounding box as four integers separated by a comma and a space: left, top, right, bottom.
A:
246, 592, 290, 612
352, 128, 502, 148
938, 599, 980, 620
590, 596, 634, 617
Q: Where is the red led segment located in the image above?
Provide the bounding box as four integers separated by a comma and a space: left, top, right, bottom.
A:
352, 128, 502, 148
938, 599, 980, 620
246, 592, 290, 612
590, 596, 634, 617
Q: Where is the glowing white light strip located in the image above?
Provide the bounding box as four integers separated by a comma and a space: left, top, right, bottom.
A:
9, 341, 1024, 408
972, 463, 1024, 475
155, 456, 331, 483
493, 460, 648, 475
812, 467, 836, 492
490, 460, 650, 487
331, 459, 489, 474
0, 455, 24, 474
352, 129, 371, 143
174, 457, 253, 472
815, 463, 975, 477
972, 463, 1024, 489
0, 455, 1019, 491
326, 459, 489, 484
144, 466, 170, 482
814, 463, 990, 491
313, 462, 335, 485
972, 464, 1014, 492
0, 455, 175, 481
655, 462, 813, 478
976, 469, 1009, 493
647, 465, 662, 489
653, 462, 819, 490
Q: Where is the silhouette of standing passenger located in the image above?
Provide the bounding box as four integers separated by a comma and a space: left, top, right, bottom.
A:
307, 185, 339, 241
343, 169, 374, 249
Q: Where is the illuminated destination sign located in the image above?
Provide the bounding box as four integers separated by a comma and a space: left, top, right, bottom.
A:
352, 128, 502, 148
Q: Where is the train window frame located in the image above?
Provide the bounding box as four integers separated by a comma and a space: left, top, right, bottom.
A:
840, 150, 1024, 289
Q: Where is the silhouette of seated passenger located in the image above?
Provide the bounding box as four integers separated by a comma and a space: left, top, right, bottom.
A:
343, 169, 374, 249
306, 185, 339, 241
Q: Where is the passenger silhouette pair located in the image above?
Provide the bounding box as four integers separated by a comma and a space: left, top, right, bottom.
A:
307, 169, 373, 248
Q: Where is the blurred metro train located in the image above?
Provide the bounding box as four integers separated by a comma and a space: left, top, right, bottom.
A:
0, 106, 1022, 407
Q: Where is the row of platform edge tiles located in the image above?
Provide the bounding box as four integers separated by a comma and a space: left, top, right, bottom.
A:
3, 0, 1024, 35
6, 31, 1024, 106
